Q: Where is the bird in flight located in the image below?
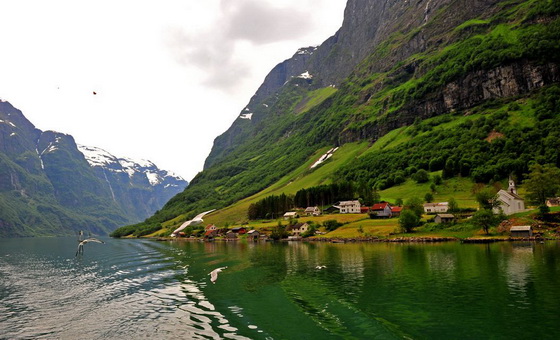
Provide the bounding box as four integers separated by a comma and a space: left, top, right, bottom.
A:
209, 266, 227, 284
75, 230, 105, 256
171, 209, 216, 237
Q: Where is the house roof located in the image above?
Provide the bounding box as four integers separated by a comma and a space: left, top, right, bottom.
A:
204, 230, 216, 236
283, 211, 298, 216
391, 206, 402, 212
232, 227, 246, 232
292, 223, 308, 229
372, 202, 390, 210
247, 229, 259, 234
510, 226, 532, 231
205, 224, 217, 230
305, 206, 319, 212
424, 202, 449, 207
339, 200, 360, 206
499, 189, 524, 201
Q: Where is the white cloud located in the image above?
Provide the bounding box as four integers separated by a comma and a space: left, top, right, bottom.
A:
0, 0, 346, 181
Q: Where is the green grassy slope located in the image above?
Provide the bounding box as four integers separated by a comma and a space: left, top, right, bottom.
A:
112, 0, 560, 237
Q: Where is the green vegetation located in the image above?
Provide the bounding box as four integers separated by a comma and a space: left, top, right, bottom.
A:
523, 163, 560, 205
112, 0, 560, 238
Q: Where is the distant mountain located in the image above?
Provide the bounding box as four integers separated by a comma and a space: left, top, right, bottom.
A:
0, 100, 187, 237
114, 0, 560, 237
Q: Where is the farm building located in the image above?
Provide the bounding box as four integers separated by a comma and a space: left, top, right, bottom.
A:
434, 214, 455, 224
423, 202, 449, 214
304, 206, 322, 216
510, 226, 533, 238
283, 211, 299, 220
370, 202, 392, 218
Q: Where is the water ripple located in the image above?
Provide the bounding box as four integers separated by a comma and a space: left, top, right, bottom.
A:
0, 238, 250, 340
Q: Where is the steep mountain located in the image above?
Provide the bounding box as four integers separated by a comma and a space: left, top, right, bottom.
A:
0, 100, 187, 237
78, 145, 186, 219
115, 0, 560, 237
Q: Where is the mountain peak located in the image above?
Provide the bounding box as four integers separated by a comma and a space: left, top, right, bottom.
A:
77, 144, 185, 187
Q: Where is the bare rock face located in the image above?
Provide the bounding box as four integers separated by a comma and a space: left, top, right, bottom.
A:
338, 60, 560, 144
205, 0, 507, 168
444, 62, 560, 109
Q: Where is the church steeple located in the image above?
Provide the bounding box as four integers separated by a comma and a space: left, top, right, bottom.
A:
508, 177, 517, 195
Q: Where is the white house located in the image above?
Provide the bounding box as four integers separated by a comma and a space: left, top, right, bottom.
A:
337, 200, 361, 214
546, 197, 560, 207
423, 202, 449, 214
304, 206, 322, 216
494, 179, 525, 215
283, 211, 299, 220
291, 223, 310, 236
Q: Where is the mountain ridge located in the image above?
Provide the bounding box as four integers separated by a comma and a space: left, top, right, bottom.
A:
0, 100, 187, 237
113, 0, 560, 237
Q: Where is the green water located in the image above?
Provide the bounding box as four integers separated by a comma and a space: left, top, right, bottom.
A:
164, 240, 560, 339
1, 238, 559, 339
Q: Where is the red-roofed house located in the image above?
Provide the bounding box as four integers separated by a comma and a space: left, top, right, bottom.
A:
370, 202, 392, 218
390, 206, 402, 217
204, 224, 218, 238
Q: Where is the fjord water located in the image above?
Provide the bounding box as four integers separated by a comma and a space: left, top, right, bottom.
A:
1, 238, 559, 339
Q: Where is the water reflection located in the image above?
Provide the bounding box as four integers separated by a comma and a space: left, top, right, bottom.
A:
1, 238, 560, 339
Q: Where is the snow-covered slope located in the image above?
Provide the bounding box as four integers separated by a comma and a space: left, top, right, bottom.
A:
78, 145, 185, 188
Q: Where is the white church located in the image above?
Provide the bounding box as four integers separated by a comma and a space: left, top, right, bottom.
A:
493, 178, 526, 215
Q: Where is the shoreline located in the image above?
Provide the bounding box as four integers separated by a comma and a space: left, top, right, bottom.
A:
152, 235, 557, 244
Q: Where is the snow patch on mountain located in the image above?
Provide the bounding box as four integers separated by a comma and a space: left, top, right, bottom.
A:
0, 119, 16, 127
78, 145, 185, 187
298, 71, 313, 79
310, 147, 338, 169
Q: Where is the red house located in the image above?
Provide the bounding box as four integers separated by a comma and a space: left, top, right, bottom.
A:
370, 202, 392, 218
390, 206, 402, 217
232, 227, 247, 234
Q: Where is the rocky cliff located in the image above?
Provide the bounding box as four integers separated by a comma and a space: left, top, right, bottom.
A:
205, 0, 510, 168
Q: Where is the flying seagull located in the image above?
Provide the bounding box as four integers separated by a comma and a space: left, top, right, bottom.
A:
209, 266, 227, 284
170, 209, 216, 237
76, 238, 105, 256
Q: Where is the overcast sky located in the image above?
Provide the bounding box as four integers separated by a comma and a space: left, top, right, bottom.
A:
0, 0, 346, 181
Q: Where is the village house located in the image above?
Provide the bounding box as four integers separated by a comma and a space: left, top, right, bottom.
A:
510, 225, 532, 237
390, 206, 402, 217
204, 224, 218, 238
494, 179, 525, 215
370, 202, 393, 218
225, 231, 237, 240
546, 197, 560, 207
304, 206, 322, 216
247, 229, 260, 241
434, 214, 455, 224
283, 211, 299, 220
290, 223, 310, 236
423, 202, 449, 214
231, 227, 247, 234
337, 200, 361, 214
